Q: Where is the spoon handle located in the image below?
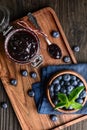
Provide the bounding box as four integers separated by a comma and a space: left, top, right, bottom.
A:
27, 12, 52, 45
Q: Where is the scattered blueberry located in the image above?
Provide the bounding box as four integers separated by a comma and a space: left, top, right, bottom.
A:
63, 74, 71, 81
51, 31, 60, 38
72, 45, 80, 52
63, 56, 71, 63
50, 115, 58, 122
10, 79, 17, 86
0, 102, 8, 109
28, 89, 35, 97
76, 98, 83, 104
30, 71, 37, 79
20, 70, 28, 76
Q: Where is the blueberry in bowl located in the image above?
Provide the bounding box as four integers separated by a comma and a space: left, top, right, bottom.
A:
47, 70, 87, 113
5, 28, 40, 64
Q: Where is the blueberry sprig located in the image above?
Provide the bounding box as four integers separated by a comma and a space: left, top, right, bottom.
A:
55, 86, 85, 110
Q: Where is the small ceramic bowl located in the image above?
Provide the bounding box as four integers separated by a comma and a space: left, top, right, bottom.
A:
47, 70, 87, 113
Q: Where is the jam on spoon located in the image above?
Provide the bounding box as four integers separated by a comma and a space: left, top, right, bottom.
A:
27, 13, 62, 59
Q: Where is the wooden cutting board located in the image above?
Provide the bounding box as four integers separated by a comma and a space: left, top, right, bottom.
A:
0, 7, 86, 130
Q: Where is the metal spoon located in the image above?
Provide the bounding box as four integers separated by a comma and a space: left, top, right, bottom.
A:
27, 12, 62, 59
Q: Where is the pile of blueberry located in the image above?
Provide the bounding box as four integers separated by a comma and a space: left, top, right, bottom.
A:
49, 73, 86, 109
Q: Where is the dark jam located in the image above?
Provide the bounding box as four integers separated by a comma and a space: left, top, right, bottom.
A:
7, 30, 39, 62
48, 44, 62, 59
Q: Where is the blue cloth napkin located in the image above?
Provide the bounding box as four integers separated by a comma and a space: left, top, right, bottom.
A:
32, 63, 87, 114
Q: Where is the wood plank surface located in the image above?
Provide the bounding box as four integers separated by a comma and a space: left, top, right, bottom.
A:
0, 0, 87, 130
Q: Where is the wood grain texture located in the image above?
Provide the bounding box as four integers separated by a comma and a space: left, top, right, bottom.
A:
0, 0, 87, 130
0, 7, 77, 130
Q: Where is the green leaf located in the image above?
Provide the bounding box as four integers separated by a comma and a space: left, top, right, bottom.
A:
68, 86, 84, 102
71, 102, 83, 110
58, 93, 68, 103
55, 102, 66, 109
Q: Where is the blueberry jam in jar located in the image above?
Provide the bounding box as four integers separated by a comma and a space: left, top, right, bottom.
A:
5, 29, 39, 64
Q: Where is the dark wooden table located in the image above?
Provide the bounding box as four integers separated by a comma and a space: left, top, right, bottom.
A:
0, 0, 87, 130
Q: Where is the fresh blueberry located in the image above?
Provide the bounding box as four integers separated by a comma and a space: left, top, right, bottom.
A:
51, 31, 60, 38
0, 102, 8, 109
28, 89, 35, 97
53, 100, 58, 105
76, 78, 80, 83
53, 79, 59, 85
68, 106, 73, 110
78, 81, 84, 87
50, 115, 58, 122
63, 74, 71, 81
76, 98, 83, 104
71, 75, 77, 80
10, 79, 17, 86
60, 87, 67, 94
63, 56, 71, 63
30, 71, 37, 79
20, 70, 28, 76
49, 84, 54, 92
57, 76, 62, 80
53, 96, 58, 105
70, 80, 78, 86
79, 90, 86, 98
60, 81, 64, 86
72, 45, 80, 52
64, 81, 70, 86
54, 84, 61, 92
50, 91, 54, 97
67, 85, 74, 92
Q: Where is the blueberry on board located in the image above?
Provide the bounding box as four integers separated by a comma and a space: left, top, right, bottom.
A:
10, 79, 17, 86
30, 71, 37, 79
54, 84, 61, 92
50, 115, 58, 122
79, 90, 86, 98
63, 56, 71, 63
63, 74, 71, 82
20, 70, 28, 76
72, 45, 80, 52
67, 85, 74, 92
51, 31, 60, 38
76, 98, 83, 104
28, 89, 35, 97
0, 102, 8, 109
